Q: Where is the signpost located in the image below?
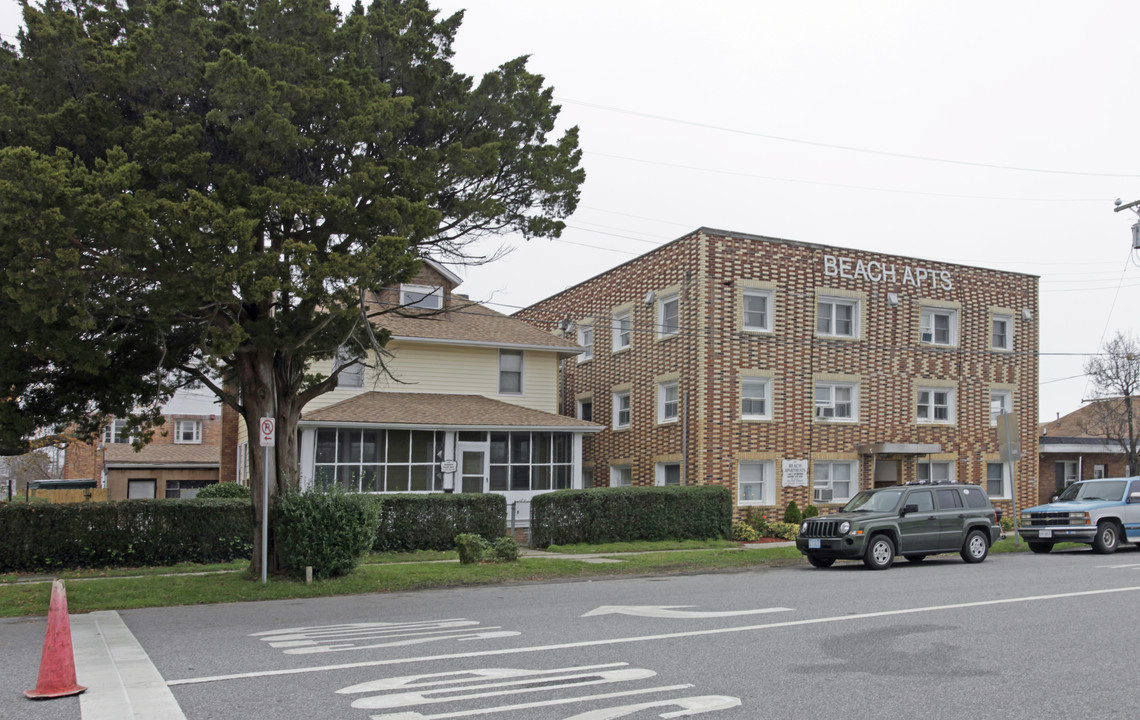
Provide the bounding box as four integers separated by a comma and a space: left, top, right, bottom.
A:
259, 417, 275, 583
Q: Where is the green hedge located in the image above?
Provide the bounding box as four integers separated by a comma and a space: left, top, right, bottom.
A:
530, 485, 732, 548
0, 500, 253, 572
372, 493, 506, 552
273, 488, 380, 579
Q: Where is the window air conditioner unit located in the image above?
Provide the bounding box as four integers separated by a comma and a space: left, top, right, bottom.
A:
814, 488, 833, 503
921, 332, 933, 343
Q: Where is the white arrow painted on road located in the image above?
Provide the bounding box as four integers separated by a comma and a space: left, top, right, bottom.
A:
582, 605, 793, 619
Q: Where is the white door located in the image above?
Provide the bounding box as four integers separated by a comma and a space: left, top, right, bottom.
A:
458, 447, 487, 494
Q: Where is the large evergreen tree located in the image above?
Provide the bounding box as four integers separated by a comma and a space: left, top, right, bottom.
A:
0, 0, 583, 572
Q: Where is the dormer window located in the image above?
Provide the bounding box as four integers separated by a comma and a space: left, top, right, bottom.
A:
400, 284, 443, 310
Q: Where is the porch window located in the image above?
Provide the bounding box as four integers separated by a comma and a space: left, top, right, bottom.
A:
489, 431, 573, 492
314, 428, 444, 492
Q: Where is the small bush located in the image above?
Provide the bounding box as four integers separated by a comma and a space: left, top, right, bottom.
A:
783, 501, 802, 525
732, 521, 760, 542
490, 536, 519, 562
455, 534, 519, 564
767, 522, 800, 541
744, 508, 770, 537
1000, 517, 1014, 532
195, 482, 251, 500
273, 487, 380, 579
803, 504, 819, 519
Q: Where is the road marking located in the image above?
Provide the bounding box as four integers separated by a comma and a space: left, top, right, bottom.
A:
167, 584, 1140, 686
252, 620, 520, 654
362, 685, 697, 720
1096, 563, 1140, 569
336, 663, 629, 693
563, 695, 742, 719
582, 605, 793, 619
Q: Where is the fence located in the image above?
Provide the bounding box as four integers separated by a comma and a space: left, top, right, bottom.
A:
27, 488, 108, 504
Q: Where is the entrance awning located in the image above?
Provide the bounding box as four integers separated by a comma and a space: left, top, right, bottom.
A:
855, 443, 942, 456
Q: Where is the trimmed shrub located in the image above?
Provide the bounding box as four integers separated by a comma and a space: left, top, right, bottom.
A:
273, 487, 380, 579
373, 494, 506, 552
0, 499, 253, 572
767, 521, 799, 541
194, 482, 251, 500
490, 536, 519, 562
803, 504, 819, 519
530, 485, 732, 548
732, 521, 760, 542
783, 501, 802, 525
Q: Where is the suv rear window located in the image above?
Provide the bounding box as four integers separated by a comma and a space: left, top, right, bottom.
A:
936, 488, 963, 509
962, 486, 988, 508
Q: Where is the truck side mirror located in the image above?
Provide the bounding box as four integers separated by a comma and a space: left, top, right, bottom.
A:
901, 503, 918, 516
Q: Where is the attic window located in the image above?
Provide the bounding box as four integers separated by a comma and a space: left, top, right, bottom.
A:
400, 284, 443, 310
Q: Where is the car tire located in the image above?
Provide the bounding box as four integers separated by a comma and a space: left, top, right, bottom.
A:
1093, 522, 1120, 554
905, 555, 927, 563
1027, 542, 1053, 554
960, 529, 989, 563
806, 555, 835, 568
863, 534, 895, 570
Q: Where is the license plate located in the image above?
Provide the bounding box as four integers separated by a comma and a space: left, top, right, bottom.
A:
1040, 529, 1052, 538
808, 539, 821, 549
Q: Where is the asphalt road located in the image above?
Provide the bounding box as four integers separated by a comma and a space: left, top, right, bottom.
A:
6, 545, 1140, 719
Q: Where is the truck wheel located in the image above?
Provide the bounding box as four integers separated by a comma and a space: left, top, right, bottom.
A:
1027, 542, 1053, 554
806, 555, 835, 568
960, 529, 989, 563
1093, 522, 1120, 554
863, 535, 895, 570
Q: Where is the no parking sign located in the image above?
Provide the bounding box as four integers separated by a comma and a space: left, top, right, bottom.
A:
259, 417, 275, 447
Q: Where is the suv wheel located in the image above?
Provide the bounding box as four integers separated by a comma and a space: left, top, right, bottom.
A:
1093, 522, 1120, 554
960, 529, 989, 563
806, 555, 835, 568
1027, 542, 1053, 554
863, 534, 895, 570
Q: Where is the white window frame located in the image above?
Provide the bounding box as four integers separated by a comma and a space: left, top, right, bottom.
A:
577, 323, 594, 362
612, 390, 631, 429
920, 307, 958, 346
657, 381, 679, 424
742, 289, 773, 333
738, 460, 775, 505
400, 284, 443, 310
103, 419, 130, 444
741, 377, 771, 421
814, 461, 857, 503
990, 390, 1013, 426
577, 396, 593, 422
817, 297, 858, 338
992, 314, 1013, 351
1093, 464, 1108, 479
612, 310, 631, 352
610, 464, 632, 487
814, 382, 858, 422
334, 348, 364, 388
174, 419, 202, 445
986, 461, 1011, 499
498, 349, 524, 395
657, 293, 679, 338
1061, 461, 1079, 484
917, 387, 955, 424
917, 460, 955, 484
655, 462, 681, 486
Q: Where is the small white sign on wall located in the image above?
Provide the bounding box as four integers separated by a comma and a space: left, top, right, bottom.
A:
781, 459, 809, 487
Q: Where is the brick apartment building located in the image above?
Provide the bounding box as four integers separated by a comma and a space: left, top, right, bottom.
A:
516, 228, 1040, 519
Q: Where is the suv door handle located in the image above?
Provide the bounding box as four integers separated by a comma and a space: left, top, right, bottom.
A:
958, 513, 967, 518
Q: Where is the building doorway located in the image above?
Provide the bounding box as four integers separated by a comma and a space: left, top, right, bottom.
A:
873, 460, 899, 488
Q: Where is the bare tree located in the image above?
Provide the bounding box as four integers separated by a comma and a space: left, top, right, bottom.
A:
1083, 332, 1140, 475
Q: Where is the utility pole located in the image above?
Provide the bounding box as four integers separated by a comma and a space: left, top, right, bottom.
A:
1112, 198, 1140, 249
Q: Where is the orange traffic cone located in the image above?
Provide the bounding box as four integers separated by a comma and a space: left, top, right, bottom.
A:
24, 579, 87, 700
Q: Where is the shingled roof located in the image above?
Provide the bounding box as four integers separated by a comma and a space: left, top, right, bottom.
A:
1039, 398, 1139, 440
369, 301, 582, 354
103, 443, 220, 467
301, 392, 602, 431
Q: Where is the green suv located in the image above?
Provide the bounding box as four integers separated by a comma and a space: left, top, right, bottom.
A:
796, 482, 1002, 570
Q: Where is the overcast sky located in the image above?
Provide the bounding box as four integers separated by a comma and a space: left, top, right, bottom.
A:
4, 1, 1140, 422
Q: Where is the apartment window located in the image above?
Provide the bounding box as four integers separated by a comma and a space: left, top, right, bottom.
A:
658, 381, 679, 423
814, 461, 856, 503
990, 391, 1013, 426
993, 314, 1013, 351
986, 462, 1010, 499
1094, 464, 1108, 479
920, 307, 957, 346
582, 466, 593, 487
174, 419, 202, 444
741, 378, 770, 420
656, 462, 681, 486
577, 397, 593, 422
917, 387, 955, 424
817, 297, 857, 338
334, 348, 364, 388
103, 419, 130, 444
610, 465, 632, 487
613, 390, 631, 429
657, 294, 679, 338
743, 289, 772, 332
612, 310, 631, 351
815, 382, 857, 422
917, 461, 954, 484
400, 284, 442, 310
578, 324, 594, 362
498, 350, 523, 394
739, 460, 775, 505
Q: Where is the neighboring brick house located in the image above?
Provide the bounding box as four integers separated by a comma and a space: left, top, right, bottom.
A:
515, 228, 1040, 519
1038, 399, 1136, 504
62, 413, 222, 499
234, 259, 602, 526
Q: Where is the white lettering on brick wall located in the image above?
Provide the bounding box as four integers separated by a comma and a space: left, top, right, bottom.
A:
823, 254, 952, 291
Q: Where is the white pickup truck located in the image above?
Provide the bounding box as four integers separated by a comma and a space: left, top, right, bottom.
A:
1018, 478, 1140, 554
